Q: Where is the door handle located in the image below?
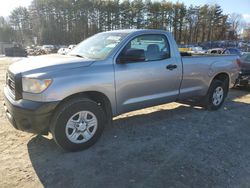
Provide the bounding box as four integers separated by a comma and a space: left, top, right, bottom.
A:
166, 64, 177, 70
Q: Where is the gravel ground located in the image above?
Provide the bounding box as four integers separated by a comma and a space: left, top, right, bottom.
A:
0, 57, 250, 188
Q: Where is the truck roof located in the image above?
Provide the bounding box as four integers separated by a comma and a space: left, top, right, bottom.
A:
104, 29, 169, 34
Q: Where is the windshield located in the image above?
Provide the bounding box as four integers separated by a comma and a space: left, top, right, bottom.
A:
69, 32, 128, 60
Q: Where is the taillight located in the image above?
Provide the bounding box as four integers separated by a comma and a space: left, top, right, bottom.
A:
236, 58, 241, 66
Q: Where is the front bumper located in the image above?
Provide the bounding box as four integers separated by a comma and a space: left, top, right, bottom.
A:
3, 87, 59, 134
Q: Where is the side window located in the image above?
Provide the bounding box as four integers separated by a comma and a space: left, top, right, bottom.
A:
118, 34, 170, 63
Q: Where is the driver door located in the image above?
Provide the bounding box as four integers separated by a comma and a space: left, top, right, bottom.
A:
114, 34, 182, 114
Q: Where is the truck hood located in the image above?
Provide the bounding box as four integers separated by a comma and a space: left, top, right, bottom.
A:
8, 54, 94, 76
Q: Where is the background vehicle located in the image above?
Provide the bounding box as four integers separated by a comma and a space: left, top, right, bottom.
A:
58, 45, 76, 55
3, 29, 239, 151
187, 46, 207, 54
236, 53, 250, 87
68, 44, 76, 50
5, 45, 27, 57
57, 47, 67, 55
42, 45, 55, 53
207, 48, 224, 54
222, 48, 242, 56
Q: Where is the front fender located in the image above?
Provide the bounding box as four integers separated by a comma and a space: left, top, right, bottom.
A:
22, 63, 117, 115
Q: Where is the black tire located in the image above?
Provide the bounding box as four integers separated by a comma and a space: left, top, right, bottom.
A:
205, 79, 228, 111
50, 98, 105, 152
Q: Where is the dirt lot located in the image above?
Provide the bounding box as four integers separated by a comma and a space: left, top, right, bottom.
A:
0, 57, 250, 188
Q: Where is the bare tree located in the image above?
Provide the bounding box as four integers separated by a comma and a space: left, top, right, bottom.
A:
243, 22, 250, 40
228, 13, 243, 40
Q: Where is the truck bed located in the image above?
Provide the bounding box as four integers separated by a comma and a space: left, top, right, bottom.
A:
179, 54, 239, 99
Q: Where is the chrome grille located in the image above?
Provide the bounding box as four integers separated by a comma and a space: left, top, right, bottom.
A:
7, 72, 15, 97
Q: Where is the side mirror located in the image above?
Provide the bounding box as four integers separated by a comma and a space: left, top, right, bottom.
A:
118, 49, 145, 64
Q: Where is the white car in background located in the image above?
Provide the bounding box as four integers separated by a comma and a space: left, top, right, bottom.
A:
58, 44, 76, 55
68, 44, 76, 50
57, 47, 67, 55
42, 45, 55, 53
188, 46, 206, 54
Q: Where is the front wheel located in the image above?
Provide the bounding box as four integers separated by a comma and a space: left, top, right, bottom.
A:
205, 80, 228, 111
50, 98, 105, 151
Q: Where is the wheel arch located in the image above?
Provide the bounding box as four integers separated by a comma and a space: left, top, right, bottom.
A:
53, 91, 113, 124
209, 72, 230, 96
212, 72, 230, 87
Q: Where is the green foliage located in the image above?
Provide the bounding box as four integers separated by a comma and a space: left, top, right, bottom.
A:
0, 0, 241, 45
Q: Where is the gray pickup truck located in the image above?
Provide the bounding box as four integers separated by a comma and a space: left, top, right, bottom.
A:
4, 29, 239, 151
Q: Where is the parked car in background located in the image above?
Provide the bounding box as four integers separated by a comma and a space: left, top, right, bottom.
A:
42, 45, 55, 53
65, 44, 76, 54
207, 48, 224, 54
188, 46, 207, 55
178, 45, 191, 53
222, 48, 242, 56
4, 29, 239, 151
68, 44, 76, 50
58, 44, 76, 55
5, 45, 27, 57
57, 47, 67, 55
236, 53, 250, 87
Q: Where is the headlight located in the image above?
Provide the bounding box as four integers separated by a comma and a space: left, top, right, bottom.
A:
22, 77, 52, 93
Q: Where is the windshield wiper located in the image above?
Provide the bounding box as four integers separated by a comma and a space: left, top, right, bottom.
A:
69, 54, 86, 58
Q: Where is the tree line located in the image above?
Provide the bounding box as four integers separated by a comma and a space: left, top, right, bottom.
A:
0, 0, 246, 46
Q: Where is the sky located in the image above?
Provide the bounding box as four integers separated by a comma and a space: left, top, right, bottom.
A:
0, 0, 31, 17
0, 0, 249, 22
172, 0, 250, 22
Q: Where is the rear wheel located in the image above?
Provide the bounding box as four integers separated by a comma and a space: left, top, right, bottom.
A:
205, 80, 228, 111
50, 98, 105, 151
